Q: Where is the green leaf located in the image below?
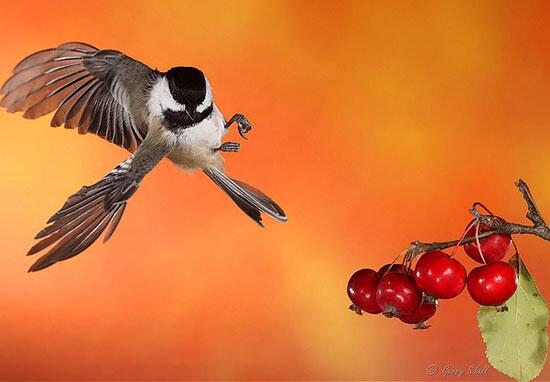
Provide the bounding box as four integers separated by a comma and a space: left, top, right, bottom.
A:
478, 254, 549, 382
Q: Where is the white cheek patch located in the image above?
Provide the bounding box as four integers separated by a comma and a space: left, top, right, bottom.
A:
147, 76, 185, 116
196, 76, 213, 113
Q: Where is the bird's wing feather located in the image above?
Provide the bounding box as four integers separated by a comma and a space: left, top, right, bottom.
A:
26, 157, 138, 272
26, 133, 173, 272
1, 42, 158, 151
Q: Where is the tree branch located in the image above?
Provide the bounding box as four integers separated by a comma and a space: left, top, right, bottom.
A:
402, 179, 550, 259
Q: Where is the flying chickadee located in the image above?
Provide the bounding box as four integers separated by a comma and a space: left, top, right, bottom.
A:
0, 42, 287, 272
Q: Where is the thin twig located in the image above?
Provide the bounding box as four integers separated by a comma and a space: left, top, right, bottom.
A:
516, 179, 546, 226
402, 179, 550, 259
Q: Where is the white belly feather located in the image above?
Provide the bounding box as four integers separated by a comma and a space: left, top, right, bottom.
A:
168, 104, 227, 170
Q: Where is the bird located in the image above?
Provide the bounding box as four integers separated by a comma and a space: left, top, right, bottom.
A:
0, 42, 287, 272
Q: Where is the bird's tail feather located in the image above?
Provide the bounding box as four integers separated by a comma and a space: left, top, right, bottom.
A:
27, 158, 137, 272
203, 167, 287, 227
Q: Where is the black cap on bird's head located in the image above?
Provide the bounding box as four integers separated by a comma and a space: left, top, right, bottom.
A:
166, 66, 207, 108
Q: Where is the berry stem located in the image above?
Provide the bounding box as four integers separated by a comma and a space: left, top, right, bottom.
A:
510, 238, 522, 278
388, 254, 403, 273
474, 220, 488, 265
449, 219, 477, 258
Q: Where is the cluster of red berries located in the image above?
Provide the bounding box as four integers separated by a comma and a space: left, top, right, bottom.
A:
347, 219, 519, 329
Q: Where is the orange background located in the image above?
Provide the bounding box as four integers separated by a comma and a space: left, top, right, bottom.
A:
1, 0, 550, 380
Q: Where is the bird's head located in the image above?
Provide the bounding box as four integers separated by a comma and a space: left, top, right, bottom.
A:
148, 66, 213, 126
166, 67, 210, 110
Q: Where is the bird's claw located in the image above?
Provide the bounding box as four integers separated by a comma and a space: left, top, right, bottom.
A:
215, 142, 240, 153
236, 115, 252, 139
225, 113, 252, 140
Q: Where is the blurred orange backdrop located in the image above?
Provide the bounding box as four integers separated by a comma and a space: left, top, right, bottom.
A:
1, 0, 550, 380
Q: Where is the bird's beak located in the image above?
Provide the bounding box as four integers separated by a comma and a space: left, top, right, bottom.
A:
185, 109, 195, 122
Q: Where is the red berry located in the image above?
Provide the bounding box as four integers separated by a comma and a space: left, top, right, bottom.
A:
463, 220, 512, 263
376, 272, 422, 317
347, 269, 382, 314
414, 251, 467, 299
378, 263, 411, 277
467, 261, 518, 306
399, 300, 437, 329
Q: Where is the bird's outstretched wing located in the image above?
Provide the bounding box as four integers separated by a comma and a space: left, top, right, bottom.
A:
1, 42, 158, 151
26, 133, 172, 272
27, 158, 135, 272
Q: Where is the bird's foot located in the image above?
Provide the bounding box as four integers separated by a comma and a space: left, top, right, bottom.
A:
225, 113, 252, 139
215, 142, 240, 152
